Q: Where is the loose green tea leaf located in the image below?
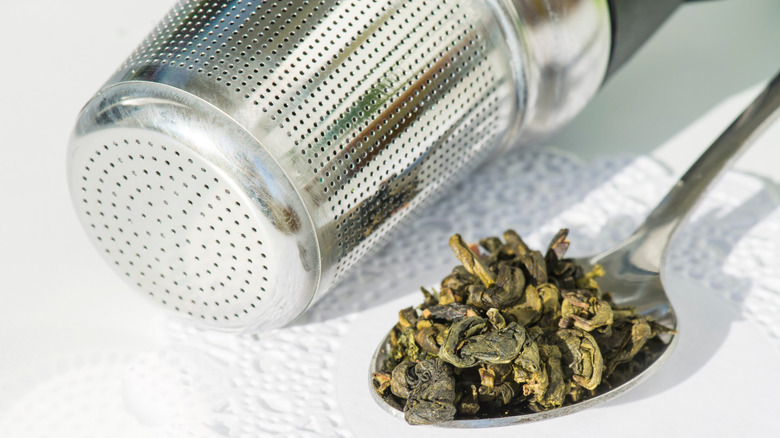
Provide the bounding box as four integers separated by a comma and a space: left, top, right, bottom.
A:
373, 228, 674, 424
554, 328, 603, 391
403, 358, 458, 425
458, 322, 528, 365
559, 289, 613, 331
449, 234, 496, 287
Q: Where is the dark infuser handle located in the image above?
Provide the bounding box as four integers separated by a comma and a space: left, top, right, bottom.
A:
605, 0, 718, 79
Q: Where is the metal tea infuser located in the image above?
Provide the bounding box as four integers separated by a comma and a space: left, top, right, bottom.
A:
68, 0, 695, 332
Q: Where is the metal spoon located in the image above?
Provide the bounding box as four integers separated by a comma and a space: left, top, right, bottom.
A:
369, 70, 780, 427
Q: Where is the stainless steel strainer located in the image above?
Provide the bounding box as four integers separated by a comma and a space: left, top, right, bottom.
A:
68, 0, 685, 332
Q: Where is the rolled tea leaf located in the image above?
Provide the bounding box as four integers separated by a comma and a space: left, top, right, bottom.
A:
421, 303, 479, 323
545, 228, 570, 267
467, 264, 525, 309
479, 236, 504, 254
555, 328, 604, 390
415, 326, 442, 355
439, 316, 489, 368
478, 363, 518, 407
449, 234, 496, 287
390, 360, 417, 399
598, 315, 654, 376
536, 343, 568, 409
560, 290, 613, 332
372, 370, 392, 395
458, 322, 529, 365
537, 283, 562, 319
503, 229, 531, 256
492, 263, 526, 305
519, 251, 548, 285
398, 306, 418, 329
486, 307, 506, 330
403, 358, 458, 425
394, 326, 423, 362
548, 257, 583, 291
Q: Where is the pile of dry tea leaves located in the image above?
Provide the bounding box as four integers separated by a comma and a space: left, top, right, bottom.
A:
371, 229, 674, 425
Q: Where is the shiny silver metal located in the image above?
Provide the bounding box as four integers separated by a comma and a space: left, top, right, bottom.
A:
506, 0, 612, 145
369, 70, 780, 426
68, 0, 610, 332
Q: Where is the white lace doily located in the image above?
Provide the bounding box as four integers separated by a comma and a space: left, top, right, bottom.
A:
2, 146, 779, 438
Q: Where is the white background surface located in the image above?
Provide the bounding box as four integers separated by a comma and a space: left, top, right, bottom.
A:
1, 1, 780, 437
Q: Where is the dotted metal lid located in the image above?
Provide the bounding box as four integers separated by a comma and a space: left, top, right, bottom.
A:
68, 83, 320, 332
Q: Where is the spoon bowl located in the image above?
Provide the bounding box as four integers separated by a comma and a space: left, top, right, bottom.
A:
369, 69, 780, 426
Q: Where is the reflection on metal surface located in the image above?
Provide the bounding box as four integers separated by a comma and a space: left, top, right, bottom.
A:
69, 0, 610, 330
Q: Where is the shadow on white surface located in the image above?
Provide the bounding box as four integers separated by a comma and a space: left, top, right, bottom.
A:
607, 184, 780, 405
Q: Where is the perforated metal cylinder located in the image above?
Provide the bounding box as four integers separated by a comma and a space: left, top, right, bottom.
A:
68, 0, 610, 332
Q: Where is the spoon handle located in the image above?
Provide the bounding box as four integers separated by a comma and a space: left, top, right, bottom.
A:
627, 70, 780, 271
